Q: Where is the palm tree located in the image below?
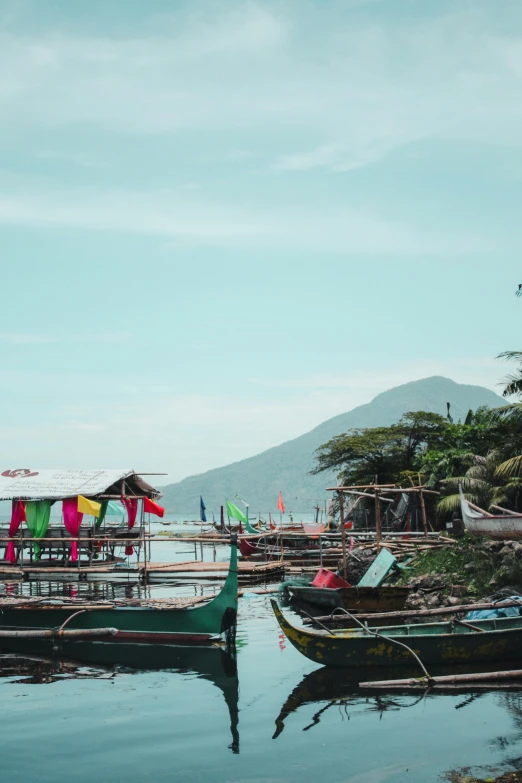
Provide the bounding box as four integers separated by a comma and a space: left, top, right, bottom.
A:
438, 450, 522, 517
495, 351, 522, 421
499, 351, 522, 397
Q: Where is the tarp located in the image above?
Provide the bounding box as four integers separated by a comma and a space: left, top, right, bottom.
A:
466, 596, 522, 620
0, 469, 135, 500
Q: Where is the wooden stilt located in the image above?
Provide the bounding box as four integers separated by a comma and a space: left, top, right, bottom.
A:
339, 491, 347, 581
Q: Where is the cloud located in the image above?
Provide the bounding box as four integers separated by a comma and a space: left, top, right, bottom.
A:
0, 2, 520, 172
0, 331, 129, 344
0, 180, 493, 254
0, 355, 503, 483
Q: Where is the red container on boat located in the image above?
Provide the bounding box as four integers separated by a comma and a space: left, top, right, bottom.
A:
311, 568, 351, 589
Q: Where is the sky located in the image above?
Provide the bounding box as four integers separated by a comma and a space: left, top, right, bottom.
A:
1, 0, 522, 484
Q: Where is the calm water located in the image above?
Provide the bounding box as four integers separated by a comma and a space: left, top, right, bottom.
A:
2, 527, 522, 781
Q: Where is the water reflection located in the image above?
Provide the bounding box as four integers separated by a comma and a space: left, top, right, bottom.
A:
0, 642, 240, 753
273, 665, 522, 740
0, 652, 113, 684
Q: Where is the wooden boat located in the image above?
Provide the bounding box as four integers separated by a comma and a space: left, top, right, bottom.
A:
271, 599, 522, 668
301, 523, 326, 537
286, 585, 409, 612
0, 541, 238, 646
459, 486, 522, 539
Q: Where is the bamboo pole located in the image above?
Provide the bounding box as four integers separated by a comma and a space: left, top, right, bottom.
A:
0, 627, 118, 639
306, 599, 522, 625
490, 504, 521, 516
339, 491, 347, 581
360, 669, 522, 689
327, 484, 396, 490
374, 489, 382, 542
419, 488, 429, 537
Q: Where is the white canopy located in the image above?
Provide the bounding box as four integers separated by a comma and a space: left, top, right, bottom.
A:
0, 469, 137, 500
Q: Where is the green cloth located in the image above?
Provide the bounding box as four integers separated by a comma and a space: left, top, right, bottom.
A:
226, 500, 247, 524
25, 501, 51, 560
95, 500, 124, 529
95, 500, 108, 530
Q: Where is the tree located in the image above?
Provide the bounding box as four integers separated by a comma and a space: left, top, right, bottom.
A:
437, 450, 522, 516
312, 411, 448, 486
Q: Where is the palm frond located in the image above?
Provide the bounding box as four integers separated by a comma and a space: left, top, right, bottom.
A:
443, 476, 490, 491
497, 351, 522, 361
492, 403, 522, 420
496, 455, 522, 478
437, 494, 463, 514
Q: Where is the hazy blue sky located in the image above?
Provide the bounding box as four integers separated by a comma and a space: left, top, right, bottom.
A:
1, 0, 521, 482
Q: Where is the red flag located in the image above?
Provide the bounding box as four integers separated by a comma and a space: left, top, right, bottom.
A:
269, 512, 276, 531
277, 491, 285, 514
143, 497, 165, 518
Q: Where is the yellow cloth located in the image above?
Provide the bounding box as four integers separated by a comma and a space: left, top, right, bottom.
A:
77, 495, 101, 518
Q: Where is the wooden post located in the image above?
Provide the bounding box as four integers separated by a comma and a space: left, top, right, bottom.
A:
375, 489, 382, 542
220, 505, 224, 533
339, 491, 347, 581
419, 489, 429, 538
143, 528, 147, 583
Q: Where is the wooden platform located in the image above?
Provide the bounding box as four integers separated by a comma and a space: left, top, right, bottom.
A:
139, 560, 285, 584
0, 558, 285, 585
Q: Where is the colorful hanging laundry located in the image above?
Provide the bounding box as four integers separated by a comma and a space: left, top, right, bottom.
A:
25, 501, 51, 560
63, 498, 84, 562
123, 497, 139, 555
143, 497, 165, 518
6, 500, 25, 563
95, 500, 108, 530
77, 495, 101, 517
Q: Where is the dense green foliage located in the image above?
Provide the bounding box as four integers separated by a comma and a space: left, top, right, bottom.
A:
313, 354, 522, 517
397, 535, 522, 597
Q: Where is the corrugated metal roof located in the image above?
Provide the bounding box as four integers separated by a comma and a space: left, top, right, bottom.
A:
0, 469, 136, 500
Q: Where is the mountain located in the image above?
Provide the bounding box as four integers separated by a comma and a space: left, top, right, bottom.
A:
160, 376, 504, 514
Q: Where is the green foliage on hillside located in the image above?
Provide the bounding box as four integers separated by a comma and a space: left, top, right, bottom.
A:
313, 353, 522, 520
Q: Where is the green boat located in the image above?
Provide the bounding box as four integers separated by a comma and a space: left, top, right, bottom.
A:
0, 541, 238, 646
272, 599, 522, 668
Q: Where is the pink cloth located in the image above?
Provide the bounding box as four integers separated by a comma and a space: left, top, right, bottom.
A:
123, 498, 139, 555
63, 497, 84, 562
6, 500, 25, 563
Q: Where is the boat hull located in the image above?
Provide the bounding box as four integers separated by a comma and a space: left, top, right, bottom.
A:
0, 542, 238, 645
459, 486, 522, 539
287, 585, 409, 612
272, 600, 522, 668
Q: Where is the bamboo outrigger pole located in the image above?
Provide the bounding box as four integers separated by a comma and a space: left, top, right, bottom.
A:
339, 490, 347, 581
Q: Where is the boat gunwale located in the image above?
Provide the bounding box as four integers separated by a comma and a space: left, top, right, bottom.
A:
272, 600, 522, 641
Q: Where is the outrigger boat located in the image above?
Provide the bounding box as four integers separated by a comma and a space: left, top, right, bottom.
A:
286, 585, 409, 613
271, 599, 522, 668
0, 539, 238, 646
459, 485, 522, 539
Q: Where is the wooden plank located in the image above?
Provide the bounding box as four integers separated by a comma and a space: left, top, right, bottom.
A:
357, 548, 396, 587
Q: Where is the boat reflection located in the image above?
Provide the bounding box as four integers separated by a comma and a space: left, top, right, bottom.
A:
273, 664, 522, 739
0, 641, 240, 753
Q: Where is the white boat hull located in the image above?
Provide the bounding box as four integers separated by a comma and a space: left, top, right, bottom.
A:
459, 486, 522, 539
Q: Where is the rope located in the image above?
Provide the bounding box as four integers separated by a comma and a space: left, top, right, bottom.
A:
314, 606, 431, 679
